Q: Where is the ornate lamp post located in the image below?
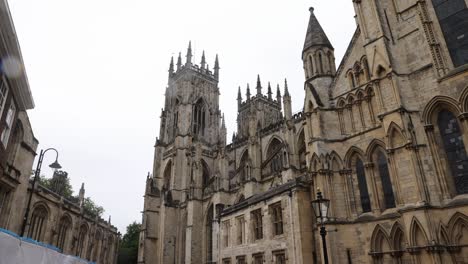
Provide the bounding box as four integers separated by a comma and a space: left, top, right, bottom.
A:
311, 188, 330, 264
21, 148, 62, 237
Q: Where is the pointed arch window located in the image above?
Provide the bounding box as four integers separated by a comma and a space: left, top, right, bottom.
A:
193, 99, 206, 136
356, 159, 371, 213
376, 151, 396, 209
308, 55, 314, 77
264, 138, 283, 178
437, 110, 468, 194
28, 205, 48, 241
163, 161, 172, 191
56, 215, 71, 250
76, 225, 88, 258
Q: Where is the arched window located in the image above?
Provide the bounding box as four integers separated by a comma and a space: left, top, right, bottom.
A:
239, 151, 250, 182
7, 121, 23, 163
376, 151, 396, 209
437, 110, 468, 194
348, 71, 355, 88
308, 55, 314, 77
92, 230, 102, 262
264, 138, 283, 178
192, 99, 206, 136
28, 205, 48, 241
202, 160, 210, 189
163, 161, 172, 191
56, 215, 72, 250
431, 0, 468, 67
76, 224, 88, 258
298, 130, 306, 171
206, 205, 214, 262
356, 159, 371, 213
318, 52, 324, 74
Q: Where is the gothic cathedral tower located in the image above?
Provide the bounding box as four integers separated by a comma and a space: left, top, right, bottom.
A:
139, 42, 226, 263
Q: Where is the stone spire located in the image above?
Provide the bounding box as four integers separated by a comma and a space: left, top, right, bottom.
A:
303, 7, 333, 52
221, 113, 226, 128
169, 56, 174, 75
176, 52, 182, 71
267, 82, 272, 99
237, 86, 242, 107
276, 84, 282, 103
186, 41, 193, 66
200, 51, 206, 70
284, 79, 290, 97
256, 74, 262, 95
246, 84, 251, 100
79, 183, 85, 207
283, 79, 292, 119
214, 54, 220, 80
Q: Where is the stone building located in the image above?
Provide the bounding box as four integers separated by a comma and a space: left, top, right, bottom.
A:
139, 1, 468, 263
0, 1, 119, 263
25, 172, 119, 264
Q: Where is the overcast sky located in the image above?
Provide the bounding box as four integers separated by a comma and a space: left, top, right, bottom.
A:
8, 0, 356, 233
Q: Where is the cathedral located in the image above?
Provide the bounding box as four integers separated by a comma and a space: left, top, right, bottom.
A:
139, 1, 468, 263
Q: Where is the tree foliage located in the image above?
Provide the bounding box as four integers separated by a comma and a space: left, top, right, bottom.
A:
118, 222, 140, 264
83, 197, 104, 218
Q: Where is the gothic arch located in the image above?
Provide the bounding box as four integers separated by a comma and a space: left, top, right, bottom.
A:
459, 85, 468, 112
356, 89, 365, 100
365, 85, 375, 96
390, 222, 407, 250
337, 98, 346, 108
409, 217, 429, 246
201, 159, 211, 188
344, 146, 366, 167
365, 139, 387, 161
310, 153, 321, 172
370, 225, 391, 253
387, 122, 406, 149
346, 93, 356, 104
361, 56, 370, 81
163, 159, 173, 191
56, 213, 72, 250
28, 203, 50, 241
422, 96, 461, 125
297, 128, 307, 170
264, 136, 284, 160
447, 212, 468, 245
347, 70, 355, 88
329, 151, 343, 171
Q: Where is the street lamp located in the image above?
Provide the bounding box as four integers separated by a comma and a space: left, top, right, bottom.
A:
21, 148, 62, 237
311, 188, 330, 264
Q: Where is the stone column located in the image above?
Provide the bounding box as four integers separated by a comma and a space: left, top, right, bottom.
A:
386, 150, 403, 206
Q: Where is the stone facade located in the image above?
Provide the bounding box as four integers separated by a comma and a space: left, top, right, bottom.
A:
0, 1, 119, 263
140, 1, 468, 263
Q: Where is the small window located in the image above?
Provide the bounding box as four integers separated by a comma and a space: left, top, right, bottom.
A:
273, 251, 286, 264
222, 220, 230, 248
0, 80, 8, 117
223, 258, 231, 264
253, 253, 264, 264
1, 102, 15, 147
236, 216, 245, 245
270, 202, 283, 236
236, 256, 246, 264
251, 209, 263, 240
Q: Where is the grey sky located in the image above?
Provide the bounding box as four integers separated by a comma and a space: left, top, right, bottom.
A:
8, 0, 356, 233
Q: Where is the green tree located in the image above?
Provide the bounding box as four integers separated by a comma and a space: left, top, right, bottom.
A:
82, 197, 104, 218
118, 222, 141, 264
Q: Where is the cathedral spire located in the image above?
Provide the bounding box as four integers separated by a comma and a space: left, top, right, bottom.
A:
256, 74, 262, 95
276, 84, 282, 103
246, 83, 251, 100
284, 78, 290, 97
267, 82, 272, 99
200, 50, 206, 70
169, 56, 174, 75
303, 7, 333, 53
186, 41, 193, 66
221, 113, 226, 128
214, 54, 220, 80
177, 52, 182, 71
237, 86, 242, 107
